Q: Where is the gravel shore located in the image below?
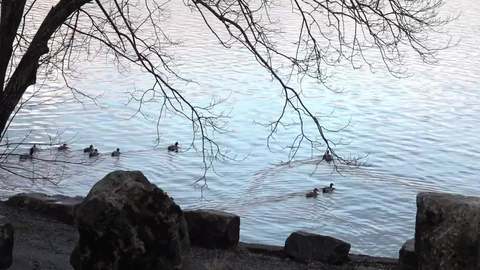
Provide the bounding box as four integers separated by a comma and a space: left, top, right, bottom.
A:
0, 202, 396, 270
0, 202, 75, 269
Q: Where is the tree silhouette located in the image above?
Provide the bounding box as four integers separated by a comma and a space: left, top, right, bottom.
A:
0, 0, 453, 185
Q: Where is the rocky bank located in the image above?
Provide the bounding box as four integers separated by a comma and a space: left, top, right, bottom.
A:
0, 200, 396, 270
1, 170, 477, 270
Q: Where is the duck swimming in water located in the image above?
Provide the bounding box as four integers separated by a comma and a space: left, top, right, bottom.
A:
306, 188, 319, 198
58, 144, 68, 151
89, 149, 99, 157
31, 144, 38, 153
19, 148, 34, 161
322, 183, 335, 193
84, 145, 94, 153
323, 150, 333, 162
168, 142, 179, 152
111, 148, 121, 157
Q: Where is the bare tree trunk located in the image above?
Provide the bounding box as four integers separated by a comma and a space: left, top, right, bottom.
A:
0, 0, 27, 94
0, 0, 92, 137
0, 0, 28, 135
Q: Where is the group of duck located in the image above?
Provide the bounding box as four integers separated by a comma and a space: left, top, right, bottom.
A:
19, 144, 118, 160
81, 145, 119, 157
21, 142, 329, 199
306, 183, 335, 198
304, 150, 335, 198
19, 145, 39, 160
19, 141, 181, 161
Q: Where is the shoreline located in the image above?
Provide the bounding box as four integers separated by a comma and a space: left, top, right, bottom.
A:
0, 193, 398, 270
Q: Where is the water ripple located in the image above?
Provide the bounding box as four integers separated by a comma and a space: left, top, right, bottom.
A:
1, 0, 479, 258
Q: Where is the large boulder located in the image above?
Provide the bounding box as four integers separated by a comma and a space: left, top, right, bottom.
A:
0, 215, 13, 270
70, 170, 189, 270
6, 193, 84, 225
184, 209, 240, 249
398, 239, 417, 270
284, 231, 350, 265
415, 192, 480, 270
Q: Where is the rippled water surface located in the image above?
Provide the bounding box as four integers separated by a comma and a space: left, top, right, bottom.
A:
1, 0, 480, 257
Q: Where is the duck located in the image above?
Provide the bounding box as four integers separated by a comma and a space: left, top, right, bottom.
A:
89, 149, 99, 157
168, 142, 179, 152
111, 148, 121, 157
306, 188, 319, 198
323, 150, 333, 162
31, 144, 38, 153
19, 148, 34, 161
322, 183, 335, 193
84, 145, 94, 153
58, 144, 69, 151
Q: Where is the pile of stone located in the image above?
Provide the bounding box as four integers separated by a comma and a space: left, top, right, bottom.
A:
284, 231, 351, 265
70, 171, 190, 270
3, 170, 353, 269
398, 238, 416, 270
184, 209, 351, 264
184, 209, 240, 250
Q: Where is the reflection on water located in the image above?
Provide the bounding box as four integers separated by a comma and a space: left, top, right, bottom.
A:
1, 0, 480, 258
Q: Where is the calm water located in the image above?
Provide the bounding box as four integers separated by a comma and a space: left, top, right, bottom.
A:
1, 0, 480, 257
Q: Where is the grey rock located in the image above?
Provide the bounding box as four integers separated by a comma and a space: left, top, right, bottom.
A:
71, 170, 189, 270
238, 242, 284, 256
415, 192, 480, 270
69, 246, 81, 270
398, 239, 417, 270
0, 215, 13, 270
8, 259, 40, 270
184, 209, 240, 249
356, 268, 388, 270
348, 254, 397, 265
6, 193, 84, 225
284, 231, 350, 265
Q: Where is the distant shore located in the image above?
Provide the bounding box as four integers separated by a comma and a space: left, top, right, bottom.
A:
0, 196, 397, 270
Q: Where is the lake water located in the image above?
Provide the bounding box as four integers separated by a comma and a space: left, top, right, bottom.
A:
1, 0, 479, 258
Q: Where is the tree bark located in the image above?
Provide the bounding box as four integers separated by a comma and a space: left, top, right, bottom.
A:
0, 0, 28, 136
0, 0, 28, 96
0, 0, 92, 137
